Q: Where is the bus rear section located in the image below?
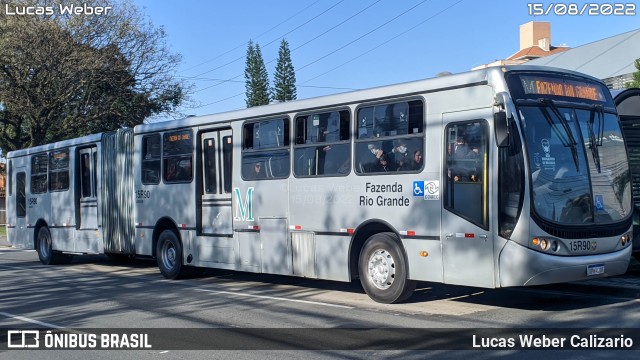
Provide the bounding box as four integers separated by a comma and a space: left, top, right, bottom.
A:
5, 129, 135, 262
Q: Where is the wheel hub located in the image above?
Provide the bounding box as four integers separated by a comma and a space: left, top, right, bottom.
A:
163, 244, 176, 270
367, 249, 396, 290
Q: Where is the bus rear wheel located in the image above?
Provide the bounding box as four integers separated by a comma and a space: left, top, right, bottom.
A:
359, 232, 416, 304
36, 227, 71, 265
156, 229, 185, 279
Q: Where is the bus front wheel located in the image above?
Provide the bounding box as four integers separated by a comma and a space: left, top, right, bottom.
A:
359, 232, 416, 304
156, 229, 184, 279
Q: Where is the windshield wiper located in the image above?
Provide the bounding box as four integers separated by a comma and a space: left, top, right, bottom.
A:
587, 104, 605, 173
538, 98, 580, 172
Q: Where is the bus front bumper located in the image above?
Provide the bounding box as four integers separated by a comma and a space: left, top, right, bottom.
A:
499, 240, 632, 287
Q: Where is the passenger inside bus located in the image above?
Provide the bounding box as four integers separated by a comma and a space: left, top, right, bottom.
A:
453, 136, 471, 158
251, 162, 265, 179
376, 153, 394, 172
403, 149, 423, 171
390, 141, 409, 169
166, 160, 190, 182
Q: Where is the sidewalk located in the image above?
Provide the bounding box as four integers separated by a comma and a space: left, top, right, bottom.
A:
0, 234, 9, 248
1, 232, 638, 294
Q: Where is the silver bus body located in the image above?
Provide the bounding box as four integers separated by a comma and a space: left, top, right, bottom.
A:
6, 66, 633, 303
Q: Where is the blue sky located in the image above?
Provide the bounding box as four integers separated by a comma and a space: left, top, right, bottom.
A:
132, 0, 640, 118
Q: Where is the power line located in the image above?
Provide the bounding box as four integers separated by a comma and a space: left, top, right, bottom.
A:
193, 0, 462, 111
189, 0, 345, 79
295, 0, 430, 74
185, 76, 358, 91
187, 0, 377, 95
181, 0, 322, 73
301, 0, 466, 85
291, 0, 382, 53
190, 0, 417, 95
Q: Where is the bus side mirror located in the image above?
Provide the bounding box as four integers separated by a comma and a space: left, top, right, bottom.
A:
494, 92, 512, 148
494, 111, 510, 148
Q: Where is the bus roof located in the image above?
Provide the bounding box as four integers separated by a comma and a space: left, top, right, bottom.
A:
135, 65, 603, 134
6, 132, 105, 159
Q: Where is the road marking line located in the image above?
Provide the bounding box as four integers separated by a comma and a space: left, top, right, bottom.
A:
194, 288, 353, 309
0, 312, 65, 329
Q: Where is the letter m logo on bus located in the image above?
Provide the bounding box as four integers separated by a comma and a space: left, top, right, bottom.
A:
233, 187, 254, 221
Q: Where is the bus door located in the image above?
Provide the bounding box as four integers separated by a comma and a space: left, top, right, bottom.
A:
77, 147, 99, 251
200, 130, 233, 236
441, 112, 495, 287
78, 147, 98, 229
12, 168, 28, 248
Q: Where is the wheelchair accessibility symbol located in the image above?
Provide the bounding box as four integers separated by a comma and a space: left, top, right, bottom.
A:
594, 194, 604, 211
413, 181, 424, 196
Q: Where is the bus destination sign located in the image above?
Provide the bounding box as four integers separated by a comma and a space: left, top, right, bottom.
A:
168, 133, 191, 142
520, 76, 605, 102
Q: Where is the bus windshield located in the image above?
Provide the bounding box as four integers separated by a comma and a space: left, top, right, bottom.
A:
518, 103, 630, 225
506, 71, 631, 226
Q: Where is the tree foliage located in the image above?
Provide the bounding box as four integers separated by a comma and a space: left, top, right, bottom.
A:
244, 40, 270, 107
0, 0, 187, 152
272, 39, 297, 102
625, 58, 640, 88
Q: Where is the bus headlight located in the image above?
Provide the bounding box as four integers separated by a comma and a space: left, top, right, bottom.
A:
540, 239, 549, 251
620, 233, 630, 247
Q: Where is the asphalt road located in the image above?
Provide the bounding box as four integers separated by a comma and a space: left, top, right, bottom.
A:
0, 244, 639, 359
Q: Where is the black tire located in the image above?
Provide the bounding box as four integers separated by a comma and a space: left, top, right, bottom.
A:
36, 227, 72, 265
156, 229, 185, 279
633, 253, 640, 262
37, 227, 55, 265
359, 232, 417, 304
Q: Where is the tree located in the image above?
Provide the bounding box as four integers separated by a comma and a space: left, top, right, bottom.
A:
625, 58, 640, 88
272, 39, 297, 102
0, 0, 187, 151
244, 40, 270, 107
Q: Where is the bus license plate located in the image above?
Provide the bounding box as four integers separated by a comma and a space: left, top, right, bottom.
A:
587, 264, 605, 276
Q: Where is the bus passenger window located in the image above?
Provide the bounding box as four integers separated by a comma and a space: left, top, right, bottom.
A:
242, 118, 290, 180
293, 110, 350, 177
142, 134, 161, 184
165, 158, 192, 182
355, 100, 424, 175
49, 149, 69, 191
31, 154, 48, 193
163, 130, 193, 184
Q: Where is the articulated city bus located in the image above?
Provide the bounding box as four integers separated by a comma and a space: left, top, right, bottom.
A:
5, 66, 633, 303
